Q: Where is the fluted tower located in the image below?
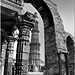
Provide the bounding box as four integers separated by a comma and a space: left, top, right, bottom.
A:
29, 21, 40, 72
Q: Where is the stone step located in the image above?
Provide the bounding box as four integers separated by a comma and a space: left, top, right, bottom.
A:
28, 72, 44, 75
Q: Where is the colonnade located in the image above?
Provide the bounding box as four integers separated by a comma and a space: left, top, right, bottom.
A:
2, 12, 38, 75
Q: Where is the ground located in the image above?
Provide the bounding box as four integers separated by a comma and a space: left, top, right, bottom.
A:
28, 72, 43, 75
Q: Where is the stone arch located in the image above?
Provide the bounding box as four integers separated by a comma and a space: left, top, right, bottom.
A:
66, 35, 75, 75
24, 0, 59, 73
65, 32, 74, 42
64, 32, 75, 50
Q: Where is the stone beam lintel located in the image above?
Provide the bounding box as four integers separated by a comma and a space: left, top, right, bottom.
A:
1, 0, 23, 14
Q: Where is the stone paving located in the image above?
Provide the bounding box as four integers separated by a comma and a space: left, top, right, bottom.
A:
28, 72, 44, 75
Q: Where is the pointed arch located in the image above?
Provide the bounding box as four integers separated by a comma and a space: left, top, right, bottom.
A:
24, 0, 59, 73
66, 36, 75, 75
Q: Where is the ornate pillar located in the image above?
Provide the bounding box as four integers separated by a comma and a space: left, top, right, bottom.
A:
4, 36, 16, 75
1, 41, 7, 75
15, 12, 37, 75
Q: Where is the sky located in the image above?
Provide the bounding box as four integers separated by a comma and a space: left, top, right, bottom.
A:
13, 0, 74, 62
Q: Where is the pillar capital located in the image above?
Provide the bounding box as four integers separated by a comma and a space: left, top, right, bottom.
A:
22, 11, 38, 22
20, 20, 34, 29
19, 11, 38, 28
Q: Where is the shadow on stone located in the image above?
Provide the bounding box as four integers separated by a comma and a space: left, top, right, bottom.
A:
43, 70, 59, 75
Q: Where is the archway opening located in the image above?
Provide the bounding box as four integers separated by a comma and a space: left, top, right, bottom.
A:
24, 0, 58, 73
1, 0, 59, 74
66, 36, 74, 75
35, 1, 58, 72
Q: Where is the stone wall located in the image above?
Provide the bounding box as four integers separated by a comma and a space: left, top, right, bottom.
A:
44, 0, 75, 74
64, 32, 75, 75
45, 25, 58, 73
44, 0, 62, 73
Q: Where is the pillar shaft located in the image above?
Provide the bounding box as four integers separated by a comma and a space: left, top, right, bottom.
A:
2, 41, 7, 75
58, 53, 62, 75
58, 52, 69, 75
4, 36, 16, 75
64, 53, 69, 75
15, 21, 34, 75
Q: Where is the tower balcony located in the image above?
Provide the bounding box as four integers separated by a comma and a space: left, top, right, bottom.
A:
1, 0, 24, 14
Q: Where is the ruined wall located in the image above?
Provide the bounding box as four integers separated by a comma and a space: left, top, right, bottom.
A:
43, 0, 60, 73
43, 0, 75, 74
44, 0, 75, 74
44, 0, 67, 53
64, 32, 75, 75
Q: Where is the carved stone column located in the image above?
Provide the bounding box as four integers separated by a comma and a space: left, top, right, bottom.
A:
1, 41, 7, 75
4, 36, 16, 75
15, 12, 38, 75
15, 20, 34, 75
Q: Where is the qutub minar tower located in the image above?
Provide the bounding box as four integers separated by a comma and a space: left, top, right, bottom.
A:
29, 17, 40, 72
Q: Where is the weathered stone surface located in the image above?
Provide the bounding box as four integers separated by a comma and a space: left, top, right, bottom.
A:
1, 0, 75, 75
43, 0, 75, 75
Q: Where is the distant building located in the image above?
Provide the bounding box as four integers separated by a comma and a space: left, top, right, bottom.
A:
29, 21, 40, 72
